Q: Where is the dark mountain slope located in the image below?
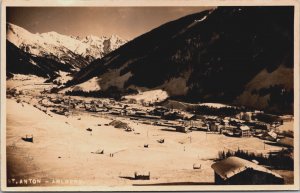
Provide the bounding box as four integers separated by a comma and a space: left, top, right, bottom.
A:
6, 41, 74, 78
67, 6, 294, 114
68, 9, 211, 84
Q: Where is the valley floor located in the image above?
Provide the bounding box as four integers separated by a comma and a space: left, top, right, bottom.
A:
5, 77, 294, 187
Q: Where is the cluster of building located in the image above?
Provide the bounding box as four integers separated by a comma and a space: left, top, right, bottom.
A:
35, 95, 293, 149
189, 112, 294, 148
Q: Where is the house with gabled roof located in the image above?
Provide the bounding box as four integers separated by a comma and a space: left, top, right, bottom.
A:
211, 156, 284, 184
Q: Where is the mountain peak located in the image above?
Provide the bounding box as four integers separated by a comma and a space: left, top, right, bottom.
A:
109, 34, 122, 40
85, 35, 101, 40
7, 23, 127, 60
6, 23, 128, 79
7, 22, 36, 47
70, 35, 81, 40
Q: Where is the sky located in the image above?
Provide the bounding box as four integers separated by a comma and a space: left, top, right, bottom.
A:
7, 7, 212, 40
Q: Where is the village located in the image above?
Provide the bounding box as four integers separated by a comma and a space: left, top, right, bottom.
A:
6, 81, 295, 185
12, 89, 294, 147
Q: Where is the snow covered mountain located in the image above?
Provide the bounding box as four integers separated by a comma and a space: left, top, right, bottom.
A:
6, 23, 127, 78
66, 6, 294, 114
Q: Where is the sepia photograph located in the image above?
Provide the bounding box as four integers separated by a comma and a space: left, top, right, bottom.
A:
1, 0, 299, 191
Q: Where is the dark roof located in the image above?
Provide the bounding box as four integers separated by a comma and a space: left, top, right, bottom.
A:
211, 156, 283, 180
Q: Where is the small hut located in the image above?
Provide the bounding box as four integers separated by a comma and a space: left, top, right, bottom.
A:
175, 126, 189, 133
211, 156, 284, 185
134, 171, 150, 180
22, 135, 33, 143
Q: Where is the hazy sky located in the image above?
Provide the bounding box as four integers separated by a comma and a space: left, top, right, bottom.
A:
7, 7, 212, 40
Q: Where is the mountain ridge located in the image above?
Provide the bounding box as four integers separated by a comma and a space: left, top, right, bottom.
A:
65, 6, 294, 114
6, 23, 127, 78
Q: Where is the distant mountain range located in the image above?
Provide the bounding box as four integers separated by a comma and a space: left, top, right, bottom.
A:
6, 23, 127, 78
65, 6, 294, 114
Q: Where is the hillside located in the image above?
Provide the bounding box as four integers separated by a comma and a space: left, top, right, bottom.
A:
66, 7, 294, 113
7, 41, 74, 78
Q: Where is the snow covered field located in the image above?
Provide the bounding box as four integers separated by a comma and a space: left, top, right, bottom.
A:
5, 79, 292, 187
